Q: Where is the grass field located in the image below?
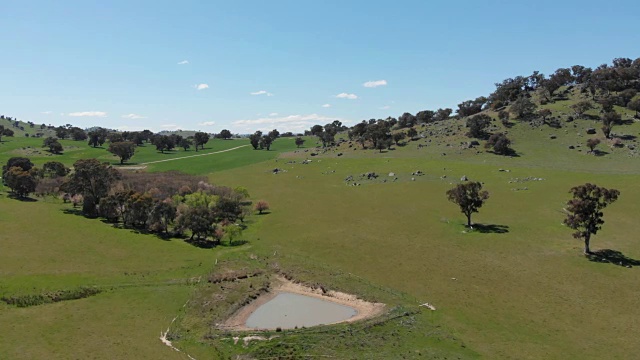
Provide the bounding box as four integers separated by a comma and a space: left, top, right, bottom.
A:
1, 107, 640, 359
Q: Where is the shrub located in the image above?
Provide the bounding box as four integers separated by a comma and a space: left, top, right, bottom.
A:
1, 287, 102, 307
255, 200, 270, 214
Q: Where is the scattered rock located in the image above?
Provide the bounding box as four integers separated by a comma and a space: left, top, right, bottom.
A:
460, 175, 468, 181
388, 172, 395, 177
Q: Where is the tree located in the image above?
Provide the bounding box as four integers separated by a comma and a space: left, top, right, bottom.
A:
295, 137, 305, 148
179, 138, 192, 151
434, 108, 453, 122
268, 129, 280, 140
87, 128, 108, 148
392, 132, 406, 145
3, 157, 34, 178
509, 97, 537, 119
618, 89, 637, 107
319, 132, 335, 147
42, 161, 69, 178
255, 200, 270, 214
3, 128, 14, 137
55, 126, 68, 139
597, 97, 615, 113
537, 109, 552, 123
466, 114, 491, 138
193, 132, 210, 151
61, 159, 121, 217
563, 183, 620, 254
260, 135, 273, 150
70, 127, 87, 141
586, 138, 601, 153
149, 200, 177, 235
107, 132, 124, 143
456, 97, 487, 117
152, 135, 174, 153
498, 110, 510, 126
310, 125, 324, 136
224, 223, 243, 245
446, 182, 489, 227
485, 133, 512, 155
416, 110, 435, 124
397, 113, 417, 128
108, 141, 136, 164
4, 166, 37, 198
373, 136, 391, 152
178, 206, 216, 241
219, 129, 232, 139
570, 101, 594, 119
249, 131, 262, 150
601, 111, 621, 138
628, 98, 640, 117
43, 137, 63, 154
407, 128, 418, 139
124, 192, 153, 228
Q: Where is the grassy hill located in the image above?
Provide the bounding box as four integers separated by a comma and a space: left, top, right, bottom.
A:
1, 81, 640, 358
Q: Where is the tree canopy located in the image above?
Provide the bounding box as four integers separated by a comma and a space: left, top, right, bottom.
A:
446, 182, 489, 227
563, 183, 620, 254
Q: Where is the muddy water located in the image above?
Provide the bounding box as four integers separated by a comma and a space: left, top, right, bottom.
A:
245, 292, 358, 329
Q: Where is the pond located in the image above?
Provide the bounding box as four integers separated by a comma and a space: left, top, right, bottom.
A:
245, 292, 358, 329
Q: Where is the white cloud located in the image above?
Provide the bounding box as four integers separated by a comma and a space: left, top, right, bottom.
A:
269, 113, 278, 116
380, 105, 390, 110
321, 104, 331, 108
121, 113, 147, 119
177, 60, 189, 65
41, 111, 52, 115
363, 80, 387, 88
68, 111, 107, 117
232, 113, 348, 133
194, 83, 209, 90
250, 90, 274, 96
335, 93, 358, 100
198, 121, 216, 126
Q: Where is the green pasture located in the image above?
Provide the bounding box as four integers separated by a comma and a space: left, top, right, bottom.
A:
208, 144, 640, 359
0, 110, 639, 358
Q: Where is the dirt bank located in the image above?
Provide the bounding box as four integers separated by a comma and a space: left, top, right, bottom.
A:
221, 276, 385, 331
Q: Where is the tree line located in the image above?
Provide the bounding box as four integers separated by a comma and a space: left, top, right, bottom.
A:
2, 157, 268, 246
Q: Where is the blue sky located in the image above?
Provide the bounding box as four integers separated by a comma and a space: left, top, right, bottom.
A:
1, 0, 639, 134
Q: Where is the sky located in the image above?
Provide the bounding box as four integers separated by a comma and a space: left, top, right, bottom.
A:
1, 0, 639, 134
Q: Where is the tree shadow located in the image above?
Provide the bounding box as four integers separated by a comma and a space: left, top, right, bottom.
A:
487, 149, 520, 157
185, 237, 217, 249
62, 208, 85, 216
620, 119, 635, 125
8, 194, 37, 202
470, 223, 510, 234
593, 149, 609, 157
219, 239, 249, 247
587, 249, 640, 268
616, 134, 637, 141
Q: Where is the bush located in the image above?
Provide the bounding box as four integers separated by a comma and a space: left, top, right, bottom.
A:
255, 200, 270, 214
1, 287, 102, 307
